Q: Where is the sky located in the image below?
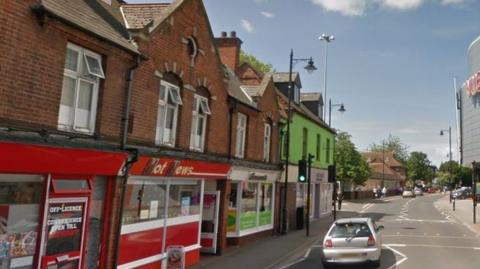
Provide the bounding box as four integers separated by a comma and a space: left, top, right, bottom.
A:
127, 0, 480, 166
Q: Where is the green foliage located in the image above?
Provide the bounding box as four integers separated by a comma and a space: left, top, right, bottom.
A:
239, 50, 274, 74
369, 135, 409, 164
335, 131, 372, 188
438, 160, 472, 186
406, 151, 434, 183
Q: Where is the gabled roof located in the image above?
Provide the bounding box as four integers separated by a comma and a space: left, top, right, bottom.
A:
276, 89, 335, 133
362, 151, 403, 167
225, 67, 258, 109
369, 163, 405, 181
39, 0, 139, 54
273, 72, 298, 83
121, 3, 170, 30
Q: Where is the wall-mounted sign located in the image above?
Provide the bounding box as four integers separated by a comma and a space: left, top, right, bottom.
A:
46, 202, 84, 256
248, 173, 268, 181
463, 72, 480, 97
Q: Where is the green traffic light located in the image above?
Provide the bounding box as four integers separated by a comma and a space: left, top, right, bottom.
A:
299, 175, 306, 182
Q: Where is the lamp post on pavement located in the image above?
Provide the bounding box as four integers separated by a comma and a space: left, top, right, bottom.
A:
319, 33, 335, 120
440, 127, 453, 209
281, 50, 317, 235
328, 99, 346, 127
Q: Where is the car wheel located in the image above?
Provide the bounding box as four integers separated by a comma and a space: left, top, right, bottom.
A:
370, 259, 380, 268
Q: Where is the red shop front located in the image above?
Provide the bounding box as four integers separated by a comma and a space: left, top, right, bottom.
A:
0, 141, 127, 269
117, 156, 230, 269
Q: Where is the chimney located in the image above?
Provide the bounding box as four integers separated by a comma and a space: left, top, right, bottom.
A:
215, 31, 243, 73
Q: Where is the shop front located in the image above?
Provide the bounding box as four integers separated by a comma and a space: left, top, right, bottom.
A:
0, 141, 127, 269
226, 167, 280, 245
117, 157, 230, 269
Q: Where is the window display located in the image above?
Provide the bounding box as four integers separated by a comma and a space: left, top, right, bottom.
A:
240, 183, 257, 230
259, 184, 273, 226
227, 183, 238, 233
168, 181, 201, 218
122, 179, 167, 225
0, 175, 43, 269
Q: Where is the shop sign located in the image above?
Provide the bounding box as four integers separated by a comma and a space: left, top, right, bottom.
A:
240, 212, 257, 230
46, 202, 84, 255
463, 72, 480, 97
142, 158, 175, 176
248, 173, 268, 181
166, 246, 185, 269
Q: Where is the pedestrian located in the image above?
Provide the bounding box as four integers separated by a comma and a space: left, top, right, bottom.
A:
373, 187, 377, 199
382, 186, 387, 198
338, 191, 343, 210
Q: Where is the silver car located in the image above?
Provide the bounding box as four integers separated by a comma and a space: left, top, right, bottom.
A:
321, 217, 383, 268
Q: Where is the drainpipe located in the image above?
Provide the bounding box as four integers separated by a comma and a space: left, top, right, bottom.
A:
228, 98, 237, 159
114, 55, 141, 268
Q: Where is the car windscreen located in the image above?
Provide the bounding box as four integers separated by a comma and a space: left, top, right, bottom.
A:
329, 222, 372, 238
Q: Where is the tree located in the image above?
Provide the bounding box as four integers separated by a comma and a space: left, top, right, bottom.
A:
369, 135, 409, 164
335, 131, 372, 189
239, 50, 274, 74
406, 151, 434, 183
438, 160, 472, 187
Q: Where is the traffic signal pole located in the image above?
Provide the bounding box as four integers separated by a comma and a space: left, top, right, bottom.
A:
306, 154, 314, 237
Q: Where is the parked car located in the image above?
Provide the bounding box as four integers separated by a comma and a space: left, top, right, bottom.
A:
322, 217, 383, 268
414, 188, 423, 196
452, 188, 472, 199
402, 189, 415, 198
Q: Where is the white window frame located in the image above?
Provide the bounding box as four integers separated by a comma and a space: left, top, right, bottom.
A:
58, 43, 103, 134
155, 80, 182, 147
235, 113, 247, 158
263, 123, 271, 162
190, 95, 210, 151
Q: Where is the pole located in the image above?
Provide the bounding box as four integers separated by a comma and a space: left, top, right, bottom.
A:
382, 140, 385, 189
328, 99, 332, 126
306, 154, 313, 236
323, 41, 329, 120
473, 162, 477, 224
282, 50, 294, 235
449, 127, 455, 211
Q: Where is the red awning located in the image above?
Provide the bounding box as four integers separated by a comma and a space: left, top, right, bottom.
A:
0, 142, 127, 176
130, 156, 231, 179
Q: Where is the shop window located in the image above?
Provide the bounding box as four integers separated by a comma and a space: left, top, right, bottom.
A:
168, 181, 201, 218
0, 175, 43, 269
235, 113, 247, 158
240, 182, 257, 230
122, 179, 167, 225
227, 183, 238, 233
259, 183, 273, 226
156, 80, 183, 147
51, 179, 90, 193
190, 95, 211, 152
85, 177, 106, 269
58, 43, 102, 134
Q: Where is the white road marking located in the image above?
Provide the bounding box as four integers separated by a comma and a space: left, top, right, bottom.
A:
384, 244, 407, 247
303, 248, 311, 259
360, 203, 374, 213
387, 243, 480, 250
383, 245, 408, 269
383, 234, 480, 240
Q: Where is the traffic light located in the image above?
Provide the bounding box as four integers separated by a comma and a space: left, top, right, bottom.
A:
298, 159, 307, 183
328, 165, 336, 183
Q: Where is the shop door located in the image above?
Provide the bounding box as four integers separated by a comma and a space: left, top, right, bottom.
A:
200, 191, 220, 254
41, 197, 88, 269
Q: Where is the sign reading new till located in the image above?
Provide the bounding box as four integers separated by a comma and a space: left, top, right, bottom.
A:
298, 159, 307, 183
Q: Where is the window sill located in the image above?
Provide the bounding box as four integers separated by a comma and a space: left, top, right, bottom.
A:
57, 126, 94, 136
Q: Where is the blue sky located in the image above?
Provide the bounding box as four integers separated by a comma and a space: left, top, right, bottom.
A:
128, 0, 480, 166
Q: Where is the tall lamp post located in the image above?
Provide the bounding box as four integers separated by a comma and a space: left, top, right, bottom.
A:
319, 33, 335, 120
440, 127, 453, 208
281, 50, 317, 235
328, 99, 346, 127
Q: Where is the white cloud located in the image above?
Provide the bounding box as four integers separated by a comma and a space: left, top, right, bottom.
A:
311, 0, 368, 16
241, 19, 255, 33
260, 11, 275, 18
311, 0, 469, 16
381, 0, 424, 10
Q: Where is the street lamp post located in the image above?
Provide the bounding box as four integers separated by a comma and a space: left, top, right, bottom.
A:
328, 99, 346, 127
281, 50, 317, 235
319, 33, 335, 120
440, 127, 453, 209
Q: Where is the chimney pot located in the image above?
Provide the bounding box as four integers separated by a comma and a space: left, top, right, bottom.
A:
230, 31, 236, 38
221, 31, 227, 37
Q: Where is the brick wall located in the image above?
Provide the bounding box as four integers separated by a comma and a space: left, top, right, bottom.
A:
128, 0, 230, 156
0, 0, 135, 141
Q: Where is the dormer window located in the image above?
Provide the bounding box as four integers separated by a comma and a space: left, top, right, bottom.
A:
293, 85, 300, 103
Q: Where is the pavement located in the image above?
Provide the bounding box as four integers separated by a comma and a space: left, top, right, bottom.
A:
194, 194, 480, 269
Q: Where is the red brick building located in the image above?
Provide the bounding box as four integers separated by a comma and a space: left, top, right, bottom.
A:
0, 1, 139, 269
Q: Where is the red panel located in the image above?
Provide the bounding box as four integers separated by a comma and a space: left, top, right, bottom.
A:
136, 262, 162, 269
185, 249, 200, 267
118, 227, 164, 265
165, 222, 199, 248
0, 142, 127, 175
200, 238, 213, 248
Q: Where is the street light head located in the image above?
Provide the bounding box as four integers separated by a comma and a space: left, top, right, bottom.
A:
338, 104, 346, 113
319, 33, 334, 42
304, 58, 317, 74
440, 130, 444, 136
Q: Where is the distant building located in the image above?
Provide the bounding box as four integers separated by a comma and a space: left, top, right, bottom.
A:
360, 152, 406, 191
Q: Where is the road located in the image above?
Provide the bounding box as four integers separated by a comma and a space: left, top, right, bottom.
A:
283, 194, 480, 269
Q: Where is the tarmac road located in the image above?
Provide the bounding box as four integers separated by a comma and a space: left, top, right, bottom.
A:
283, 194, 480, 269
